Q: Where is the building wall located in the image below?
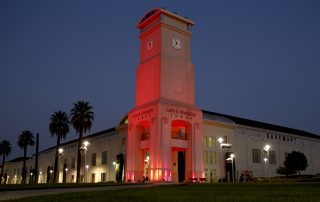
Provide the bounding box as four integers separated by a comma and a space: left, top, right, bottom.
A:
3, 118, 320, 184
3, 128, 126, 184
231, 125, 320, 179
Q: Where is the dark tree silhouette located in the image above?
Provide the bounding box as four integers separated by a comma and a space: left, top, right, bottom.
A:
70, 101, 94, 183
0, 140, 12, 184
284, 151, 308, 176
276, 166, 297, 176
49, 111, 70, 183
17, 130, 35, 184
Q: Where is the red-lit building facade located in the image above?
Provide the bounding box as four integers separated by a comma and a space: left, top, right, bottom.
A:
126, 8, 203, 182
1, 9, 320, 184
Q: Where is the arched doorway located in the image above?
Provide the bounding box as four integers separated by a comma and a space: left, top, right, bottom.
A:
171, 120, 191, 182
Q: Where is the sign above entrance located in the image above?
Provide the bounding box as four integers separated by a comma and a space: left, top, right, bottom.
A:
166, 107, 196, 120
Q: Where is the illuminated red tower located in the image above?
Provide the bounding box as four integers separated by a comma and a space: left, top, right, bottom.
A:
126, 8, 203, 182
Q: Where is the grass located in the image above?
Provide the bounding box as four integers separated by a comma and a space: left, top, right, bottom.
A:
0, 182, 122, 192
2, 182, 320, 202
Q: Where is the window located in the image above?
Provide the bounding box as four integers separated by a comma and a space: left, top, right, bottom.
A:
204, 151, 208, 165
91, 173, 95, 183
64, 159, 68, 168
71, 157, 75, 169
208, 137, 215, 148
203, 136, 208, 147
91, 153, 96, 166
101, 173, 107, 182
252, 149, 261, 163
269, 151, 276, 164
81, 154, 85, 167
209, 151, 216, 165
101, 151, 108, 165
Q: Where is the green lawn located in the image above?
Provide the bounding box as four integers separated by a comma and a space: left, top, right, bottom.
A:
0, 182, 119, 192
4, 183, 320, 202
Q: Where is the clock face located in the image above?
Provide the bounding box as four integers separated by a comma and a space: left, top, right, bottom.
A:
171, 37, 182, 49
147, 39, 153, 50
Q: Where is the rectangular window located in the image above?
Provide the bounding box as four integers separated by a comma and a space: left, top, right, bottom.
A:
101, 151, 108, 165
208, 137, 213, 147
101, 173, 107, 182
252, 149, 261, 163
204, 151, 208, 165
209, 151, 216, 165
203, 136, 208, 147
269, 151, 276, 164
91, 173, 95, 183
91, 153, 97, 166
64, 159, 68, 168
71, 157, 75, 169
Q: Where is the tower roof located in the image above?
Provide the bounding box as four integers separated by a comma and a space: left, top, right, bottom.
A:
137, 8, 195, 29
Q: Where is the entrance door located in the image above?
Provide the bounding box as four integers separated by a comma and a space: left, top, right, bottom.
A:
178, 151, 185, 182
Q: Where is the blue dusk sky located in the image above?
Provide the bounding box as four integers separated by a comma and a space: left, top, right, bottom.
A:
1, 0, 319, 159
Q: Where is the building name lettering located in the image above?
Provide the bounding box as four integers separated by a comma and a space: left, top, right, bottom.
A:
132, 108, 153, 119
166, 107, 196, 118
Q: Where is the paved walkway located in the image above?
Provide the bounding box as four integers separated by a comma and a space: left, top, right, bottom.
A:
0, 184, 159, 201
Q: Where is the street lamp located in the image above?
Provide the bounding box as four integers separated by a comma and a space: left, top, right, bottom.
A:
58, 148, 64, 155
263, 145, 271, 180
50, 170, 53, 183
83, 141, 89, 148
263, 158, 268, 180
217, 137, 224, 182
113, 161, 116, 182
84, 165, 89, 183
227, 154, 235, 183
39, 171, 42, 184
82, 141, 90, 183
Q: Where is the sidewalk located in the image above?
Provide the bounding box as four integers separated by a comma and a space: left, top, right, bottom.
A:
0, 184, 157, 201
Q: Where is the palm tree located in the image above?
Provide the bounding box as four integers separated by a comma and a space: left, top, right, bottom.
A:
0, 140, 12, 184
49, 111, 70, 183
70, 101, 94, 183
17, 130, 35, 184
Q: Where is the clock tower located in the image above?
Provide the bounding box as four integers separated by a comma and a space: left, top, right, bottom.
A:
126, 8, 203, 182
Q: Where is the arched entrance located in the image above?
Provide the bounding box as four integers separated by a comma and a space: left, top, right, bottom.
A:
171, 120, 191, 182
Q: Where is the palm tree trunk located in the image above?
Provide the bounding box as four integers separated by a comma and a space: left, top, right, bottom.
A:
76, 130, 83, 183
34, 133, 39, 184
53, 136, 61, 183
22, 147, 27, 184
0, 154, 5, 184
